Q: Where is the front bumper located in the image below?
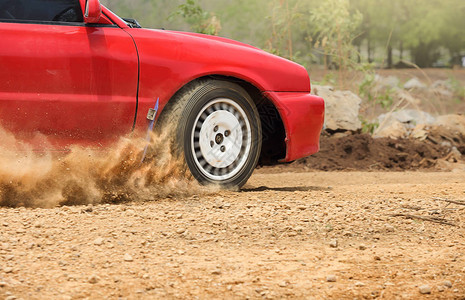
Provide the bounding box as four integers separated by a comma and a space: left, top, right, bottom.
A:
263, 91, 325, 162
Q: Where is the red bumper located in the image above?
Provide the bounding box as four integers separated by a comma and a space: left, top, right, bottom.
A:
264, 92, 325, 162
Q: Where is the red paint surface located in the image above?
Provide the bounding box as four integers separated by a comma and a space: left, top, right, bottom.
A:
0, 3, 324, 161
264, 92, 325, 162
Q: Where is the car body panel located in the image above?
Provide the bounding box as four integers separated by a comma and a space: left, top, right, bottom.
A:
0, 21, 138, 149
264, 92, 325, 162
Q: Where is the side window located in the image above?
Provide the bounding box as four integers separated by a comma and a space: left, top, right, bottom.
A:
0, 0, 83, 23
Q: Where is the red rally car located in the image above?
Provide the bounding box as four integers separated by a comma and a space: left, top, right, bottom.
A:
0, 0, 325, 188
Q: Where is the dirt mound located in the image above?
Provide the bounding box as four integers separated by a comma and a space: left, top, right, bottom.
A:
293, 133, 460, 171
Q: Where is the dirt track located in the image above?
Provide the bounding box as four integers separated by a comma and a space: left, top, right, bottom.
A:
1, 170, 465, 299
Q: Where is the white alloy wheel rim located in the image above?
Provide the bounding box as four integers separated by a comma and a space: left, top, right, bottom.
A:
191, 98, 252, 181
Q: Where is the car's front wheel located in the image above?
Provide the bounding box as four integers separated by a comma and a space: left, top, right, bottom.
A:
162, 80, 262, 188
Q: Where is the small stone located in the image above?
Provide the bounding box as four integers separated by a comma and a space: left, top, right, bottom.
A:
437, 286, 445, 292
4, 267, 13, 273
329, 239, 338, 248
93, 237, 104, 246
123, 253, 134, 262
211, 269, 221, 275
419, 285, 431, 294
359, 244, 367, 250
5, 296, 16, 300
374, 256, 381, 261
279, 281, 288, 287
88, 275, 100, 284
326, 275, 337, 282
0, 281, 8, 287
443, 280, 452, 288
176, 228, 186, 234
355, 281, 365, 287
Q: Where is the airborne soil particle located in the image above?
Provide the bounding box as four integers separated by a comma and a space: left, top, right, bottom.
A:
1, 171, 464, 299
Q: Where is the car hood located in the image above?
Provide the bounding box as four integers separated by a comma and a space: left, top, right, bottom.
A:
128, 28, 311, 93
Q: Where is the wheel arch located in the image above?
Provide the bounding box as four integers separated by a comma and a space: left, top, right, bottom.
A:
158, 75, 287, 165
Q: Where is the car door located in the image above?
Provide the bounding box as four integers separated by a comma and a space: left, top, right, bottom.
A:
0, 0, 138, 150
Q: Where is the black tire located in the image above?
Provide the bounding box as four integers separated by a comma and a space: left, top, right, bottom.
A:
159, 79, 262, 188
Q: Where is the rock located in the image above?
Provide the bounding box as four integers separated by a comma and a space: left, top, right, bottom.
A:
0, 281, 8, 287
419, 284, 431, 294
211, 269, 222, 275
123, 253, 134, 262
355, 281, 365, 287
4, 267, 13, 273
404, 77, 427, 90
378, 109, 436, 128
374, 75, 400, 90
411, 124, 429, 140
279, 281, 289, 287
329, 239, 338, 248
88, 275, 100, 284
443, 280, 452, 288
93, 237, 104, 246
176, 228, 186, 234
432, 80, 453, 90
434, 115, 465, 136
326, 275, 337, 282
375, 109, 437, 139
374, 120, 408, 139
359, 244, 367, 250
374, 256, 381, 261
312, 85, 362, 131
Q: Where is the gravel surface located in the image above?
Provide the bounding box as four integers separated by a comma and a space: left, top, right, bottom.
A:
1, 171, 464, 299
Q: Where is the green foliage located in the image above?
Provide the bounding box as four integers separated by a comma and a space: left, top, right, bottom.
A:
359, 72, 396, 109
308, 0, 362, 69
169, 0, 221, 35
448, 76, 465, 102
360, 116, 379, 134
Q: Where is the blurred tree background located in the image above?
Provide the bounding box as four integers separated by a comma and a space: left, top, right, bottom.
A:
101, 0, 465, 69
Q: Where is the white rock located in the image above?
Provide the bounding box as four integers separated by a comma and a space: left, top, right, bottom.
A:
326, 275, 337, 282
432, 80, 453, 91
419, 284, 431, 294
374, 75, 400, 90
329, 239, 338, 248
443, 280, 453, 288
123, 253, 134, 262
93, 237, 104, 246
312, 85, 362, 131
404, 77, 427, 90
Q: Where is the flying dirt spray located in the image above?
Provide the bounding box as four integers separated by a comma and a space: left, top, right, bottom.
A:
0, 118, 213, 208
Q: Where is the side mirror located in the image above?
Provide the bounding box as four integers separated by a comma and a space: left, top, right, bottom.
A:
84, 0, 102, 23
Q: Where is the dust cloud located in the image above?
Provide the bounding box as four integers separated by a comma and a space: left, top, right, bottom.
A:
0, 129, 211, 208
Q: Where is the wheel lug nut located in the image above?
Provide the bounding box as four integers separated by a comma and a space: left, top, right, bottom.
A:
220, 146, 226, 152
224, 130, 230, 137
214, 126, 219, 132
210, 141, 214, 148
